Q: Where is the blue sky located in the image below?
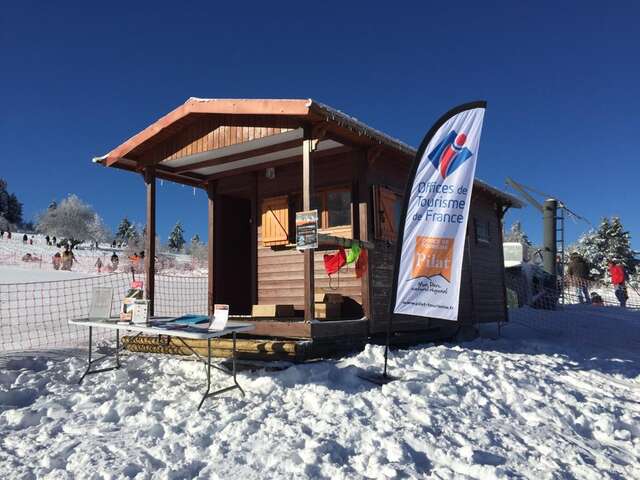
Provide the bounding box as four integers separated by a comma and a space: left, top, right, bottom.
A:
2, 1, 639, 248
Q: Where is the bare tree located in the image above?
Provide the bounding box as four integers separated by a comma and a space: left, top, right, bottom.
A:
36, 195, 100, 248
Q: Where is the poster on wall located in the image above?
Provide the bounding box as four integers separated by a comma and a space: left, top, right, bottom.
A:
296, 210, 319, 250
391, 101, 486, 321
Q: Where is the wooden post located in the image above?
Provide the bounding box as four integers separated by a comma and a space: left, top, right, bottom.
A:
144, 166, 156, 316
357, 151, 372, 321
250, 173, 258, 307
302, 126, 315, 322
207, 181, 216, 315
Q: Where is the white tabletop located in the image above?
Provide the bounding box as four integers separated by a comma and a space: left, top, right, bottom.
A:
69, 317, 255, 340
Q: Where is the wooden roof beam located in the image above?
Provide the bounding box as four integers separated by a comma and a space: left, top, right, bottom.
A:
202, 145, 353, 182
173, 138, 304, 173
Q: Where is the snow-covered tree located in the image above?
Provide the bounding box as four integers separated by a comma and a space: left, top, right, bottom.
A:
36, 194, 96, 247
115, 217, 138, 244
572, 217, 638, 281
191, 234, 201, 245
504, 221, 532, 245
87, 213, 112, 247
48, 200, 57, 210
168, 222, 185, 252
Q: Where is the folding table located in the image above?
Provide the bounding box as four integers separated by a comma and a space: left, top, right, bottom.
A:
68, 318, 255, 409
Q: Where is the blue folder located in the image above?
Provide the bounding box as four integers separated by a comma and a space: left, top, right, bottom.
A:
171, 314, 210, 325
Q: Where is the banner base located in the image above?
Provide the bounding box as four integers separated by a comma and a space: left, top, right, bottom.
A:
357, 370, 399, 385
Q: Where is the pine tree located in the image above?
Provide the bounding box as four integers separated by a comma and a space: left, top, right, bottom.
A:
48, 200, 57, 210
116, 217, 138, 242
0, 179, 23, 226
168, 222, 186, 252
573, 216, 638, 281
191, 234, 201, 245
6, 194, 22, 225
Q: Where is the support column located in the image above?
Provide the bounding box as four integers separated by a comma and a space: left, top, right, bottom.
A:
543, 198, 558, 278
144, 167, 156, 316
207, 181, 216, 315
355, 150, 372, 321
250, 173, 258, 307
302, 126, 315, 322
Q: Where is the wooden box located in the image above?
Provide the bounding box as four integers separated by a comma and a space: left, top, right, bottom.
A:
252, 304, 295, 318
314, 293, 343, 304
314, 302, 341, 320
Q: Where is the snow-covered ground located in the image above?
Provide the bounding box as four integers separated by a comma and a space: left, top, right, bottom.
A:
0, 233, 206, 278
0, 266, 91, 284
1, 309, 639, 479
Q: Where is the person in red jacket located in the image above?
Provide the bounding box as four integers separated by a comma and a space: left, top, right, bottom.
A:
608, 259, 628, 307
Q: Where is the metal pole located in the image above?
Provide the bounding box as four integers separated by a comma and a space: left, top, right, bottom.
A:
543, 199, 558, 278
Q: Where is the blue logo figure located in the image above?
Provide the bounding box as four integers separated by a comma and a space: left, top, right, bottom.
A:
428, 131, 473, 178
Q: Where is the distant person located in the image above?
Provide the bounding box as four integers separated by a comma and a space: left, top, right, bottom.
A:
45, 235, 50, 246
29, 236, 33, 245
61, 247, 76, 271
52, 236, 57, 246
608, 259, 628, 308
129, 253, 141, 273
590, 292, 604, 306
555, 254, 564, 277
52, 252, 61, 270
22, 233, 28, 244
111, 252, 120, 271
95, 257, 103, 273
566, 252, 590, 304
0, 231, 4, 239
7, 231, 11, 239
112, 239, 117, 249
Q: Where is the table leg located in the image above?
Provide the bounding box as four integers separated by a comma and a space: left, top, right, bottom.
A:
198, 338, 212, 410
78, 326, 93, 384
232, 331, 244, 396
78, 326, 122, 385
116, 329, 121, 368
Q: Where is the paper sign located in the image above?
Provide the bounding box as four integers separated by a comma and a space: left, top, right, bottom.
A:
132, 300, 149, 324
296, 210, 319, 250
209, 304, 229, 331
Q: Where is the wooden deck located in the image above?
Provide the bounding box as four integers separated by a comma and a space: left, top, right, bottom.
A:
122, 317, 369, 361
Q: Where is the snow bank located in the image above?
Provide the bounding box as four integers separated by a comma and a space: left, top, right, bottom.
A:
1, 313, 639, 479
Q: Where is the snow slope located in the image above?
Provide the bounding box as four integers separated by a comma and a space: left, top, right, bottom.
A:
1, 311, 639, 479
0, 266, 91, 284
0, 233, 206, 278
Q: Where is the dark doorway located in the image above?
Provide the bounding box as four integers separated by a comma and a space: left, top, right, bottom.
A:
214, 195, 252, 315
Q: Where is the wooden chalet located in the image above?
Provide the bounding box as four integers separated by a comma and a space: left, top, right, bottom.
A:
94, 98, 521, 359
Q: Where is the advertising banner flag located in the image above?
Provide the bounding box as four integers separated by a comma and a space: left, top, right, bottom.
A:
391, 101, 486, 321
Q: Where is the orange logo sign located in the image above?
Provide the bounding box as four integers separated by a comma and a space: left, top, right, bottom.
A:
411, 236, 454, 281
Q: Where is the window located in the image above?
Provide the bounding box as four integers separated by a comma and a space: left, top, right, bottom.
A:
290, 187, 352, 230
326, 190, 351, 227
474, 219, 491, 244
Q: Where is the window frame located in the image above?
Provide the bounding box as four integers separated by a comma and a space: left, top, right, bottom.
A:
474, 218, 492, 245
289, 185, 352, 231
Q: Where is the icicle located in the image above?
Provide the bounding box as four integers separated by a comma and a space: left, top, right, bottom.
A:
193, 187, 196, 196
160, 180, 164, 187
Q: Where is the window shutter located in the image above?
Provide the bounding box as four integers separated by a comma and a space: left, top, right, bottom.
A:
261, 195, 289, 246
374, 186, 399, 241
